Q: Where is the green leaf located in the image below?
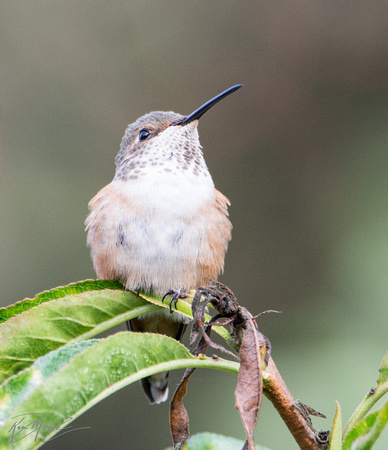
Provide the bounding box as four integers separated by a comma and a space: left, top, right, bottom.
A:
343, 401, 388, 449
0, 333, 240, 449
343, 352, 388, 439
182, 432, 269, 449
0, 340, 97, 424
328, 401, 342, 450
0, 279, 125, 324
0, 281, 234, 384
0, 288, 161, 383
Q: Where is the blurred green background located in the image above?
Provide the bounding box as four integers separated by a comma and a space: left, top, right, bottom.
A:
1, 2, 388, 449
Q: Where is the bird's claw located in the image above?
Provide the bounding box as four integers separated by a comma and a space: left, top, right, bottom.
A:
162, 289, 185, 313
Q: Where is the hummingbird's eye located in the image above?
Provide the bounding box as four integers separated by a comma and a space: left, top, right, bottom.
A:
139, 129, 150, 142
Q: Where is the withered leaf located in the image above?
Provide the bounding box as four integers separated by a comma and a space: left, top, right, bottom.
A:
169, 368, 195, 450
235, 315, 263, 450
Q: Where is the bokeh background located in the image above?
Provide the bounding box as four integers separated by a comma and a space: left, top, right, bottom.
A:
1, 2, 388, 449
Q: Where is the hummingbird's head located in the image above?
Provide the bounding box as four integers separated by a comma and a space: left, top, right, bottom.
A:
114, 111, 205, 181
114, 85, 242, 181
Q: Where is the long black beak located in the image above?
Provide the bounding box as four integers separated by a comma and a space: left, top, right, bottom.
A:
171, 84, 243, 126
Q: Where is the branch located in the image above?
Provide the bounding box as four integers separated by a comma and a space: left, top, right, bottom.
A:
263, 357, 325, 449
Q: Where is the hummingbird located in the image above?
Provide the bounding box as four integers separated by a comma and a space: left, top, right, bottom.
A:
85, 85, 242, 404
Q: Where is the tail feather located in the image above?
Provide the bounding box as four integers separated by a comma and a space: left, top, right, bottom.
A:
141, 372, 169, 405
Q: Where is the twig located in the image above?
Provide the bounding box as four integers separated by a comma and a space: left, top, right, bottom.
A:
263, 357, 328, 449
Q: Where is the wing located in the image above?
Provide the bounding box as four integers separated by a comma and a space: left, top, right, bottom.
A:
196, 188, 232, 282
85, 183, 133, 280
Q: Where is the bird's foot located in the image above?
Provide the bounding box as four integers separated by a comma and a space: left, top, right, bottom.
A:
162, 289, 187, 313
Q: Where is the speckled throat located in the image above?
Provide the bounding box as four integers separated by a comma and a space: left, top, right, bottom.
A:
114, 112, 210, 182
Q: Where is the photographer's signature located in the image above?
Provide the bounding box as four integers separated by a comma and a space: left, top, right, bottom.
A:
8, 413, 90, 444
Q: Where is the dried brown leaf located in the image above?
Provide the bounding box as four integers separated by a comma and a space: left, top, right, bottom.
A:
189, 288, 211, 350
294, 399, 327, 419
190, 289, 237, 358
235, 315, 263, 450
169, 368, 195, 450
